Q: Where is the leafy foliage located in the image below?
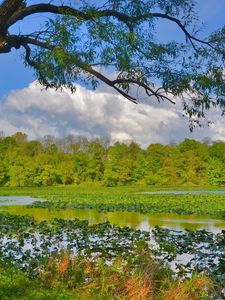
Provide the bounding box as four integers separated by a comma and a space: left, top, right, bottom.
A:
0, 0, 224, 126
0, 132, 224, 187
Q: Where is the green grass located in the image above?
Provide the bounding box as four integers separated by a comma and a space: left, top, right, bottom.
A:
0, 185, 224, 217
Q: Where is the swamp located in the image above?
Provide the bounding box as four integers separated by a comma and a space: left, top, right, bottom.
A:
0, 186, 224, 299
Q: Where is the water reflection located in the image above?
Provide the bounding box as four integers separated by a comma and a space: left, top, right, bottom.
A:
1, 205, 224, 233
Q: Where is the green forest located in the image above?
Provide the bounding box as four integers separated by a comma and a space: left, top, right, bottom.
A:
0, 132, 224, 187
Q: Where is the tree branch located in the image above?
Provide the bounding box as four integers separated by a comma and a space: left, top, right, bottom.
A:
6, 4, 131, 29
5, 3, 221, 53
113, 78, 176, 104
0, 0, 24, 35
11, 35, 138, 103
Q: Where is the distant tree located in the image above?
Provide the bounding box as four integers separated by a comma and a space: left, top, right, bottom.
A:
7, 157, 30, 186
13, 132, 28, 144
0, 135, 16, 159
86, 139, 106, 181
209, 142, 225, 161
208, 158, 225, 186
25, 140, 42, 157
0, 0, 224, 128
73, 151, 89, 184
128, 142, 145, 183
41, 135, 57, 153
0, 160, 6, 185
58, 159, 74, 185
38, 164, 59, 186
157, 146, 180, 185
104, 142, 130, 186
0, 132, 224, 187
145, 144, 165, 174
177, 139, 209, 185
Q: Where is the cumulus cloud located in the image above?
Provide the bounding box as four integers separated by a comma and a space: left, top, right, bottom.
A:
0, 81, 224, 146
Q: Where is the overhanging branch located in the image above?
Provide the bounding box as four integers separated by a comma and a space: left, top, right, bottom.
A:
4, 3, 221, 54
16, 35, 171, 104
14, 35, 138, 103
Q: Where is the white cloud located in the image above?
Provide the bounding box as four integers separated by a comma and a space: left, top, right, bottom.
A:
0, 81, 224, 146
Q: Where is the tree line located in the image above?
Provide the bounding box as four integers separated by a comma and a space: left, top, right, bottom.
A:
0, 132, 224, 187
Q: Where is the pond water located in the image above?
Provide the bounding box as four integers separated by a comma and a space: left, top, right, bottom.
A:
0, 196, 44, 206
0, 195, 224, 283
140, 189, 225, 195
0, 195, 224, 233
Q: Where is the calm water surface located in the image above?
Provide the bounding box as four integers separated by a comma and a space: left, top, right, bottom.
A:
0, 196, 44, 205
140, 189, 225, 195
0, 195, 224, 233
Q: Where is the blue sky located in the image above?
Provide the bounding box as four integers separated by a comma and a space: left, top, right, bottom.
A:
0, 0, 225, 99
0, 0, 224, 144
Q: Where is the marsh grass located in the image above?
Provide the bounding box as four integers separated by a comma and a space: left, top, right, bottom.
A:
38, 248, 170, 299
164, 275, 213, 300
0, 250, 215, 300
